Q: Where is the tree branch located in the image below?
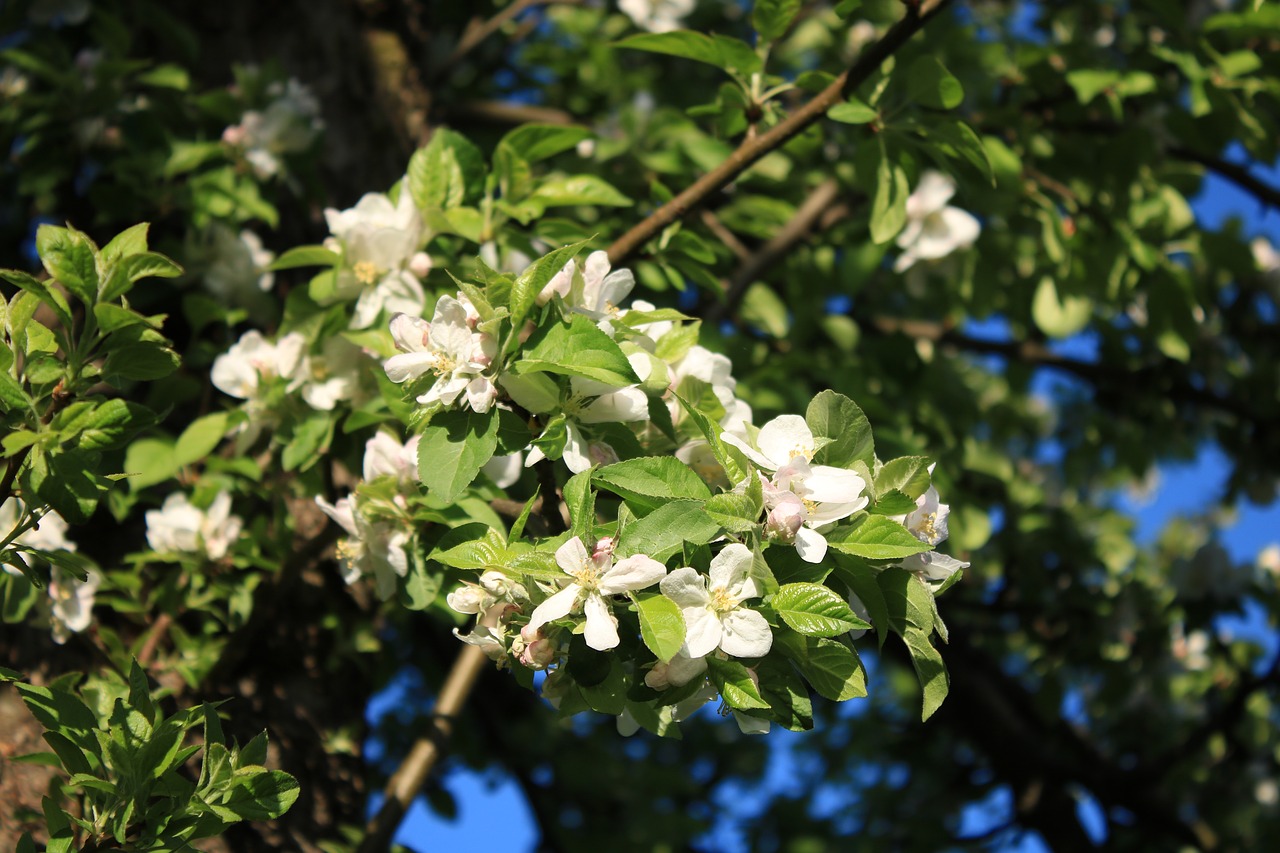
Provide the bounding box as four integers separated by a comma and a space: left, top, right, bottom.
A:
1169, 146, 1280, 211
357, 610, 497, 853
705, 178, 842, 325
606, 0, 956, 265
450, 100, 575, 126
434, 0, 578, 83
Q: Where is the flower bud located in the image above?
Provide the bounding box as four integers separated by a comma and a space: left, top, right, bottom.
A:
408, 251, 433, 278
446, 583, 490, 615
765, 499, 804, 543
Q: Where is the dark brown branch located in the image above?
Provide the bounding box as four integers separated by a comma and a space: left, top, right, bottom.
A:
434, 0, 580, 82
1170, 146, 1280, 211
706, 178, 842, 325
606, 0, 956, 265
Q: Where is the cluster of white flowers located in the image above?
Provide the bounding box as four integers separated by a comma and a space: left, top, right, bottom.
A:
222, 77, 324, 180
385, 295, 498, 413
145, 491, 243, 560
324, 190, 432, 329
202, 225, 276, 306
0, 498, 99, 643
315, 431, 422, 600
725, 416, 868, 564
211, 329, 365, 442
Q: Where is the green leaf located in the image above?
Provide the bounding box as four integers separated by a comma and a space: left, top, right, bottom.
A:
806, 390, 874, 469
616, 32, 761, 75
906, 56, 964, 110
123, 437, 178, 490
73, 400, 157, 451
706, 657, 771, 710
775, 631, 867, 701
827, 515, 930, 560
515, 313, 641, 387
137, 64, 189, 90
529, 175, 633, 209
498, 124, 593, 163
704, 492, 761, 533
616, 500, 721, 562
282, 412, 334, 472
869, 140, 911, 244
830, 554, 889, 646
174, 413, 230, 468
753, 656, 813, 731
36, 224, 98, 305
828, 98, 879, 124
221, 770, 301, 820
564, 468, 597, 540
102, 343, 180, 383
876, 566, 936, 635
0, 371, 32, 413
0, 270, 73, 332
904, 627, 948, 720
869, 489, 917, 515
632, 591, 686, 662
673, 393, 746, 484
28, 448, 103, 524
594, 457, 712, 511
873, 455, 932, 500
408, 129, 484, 210
101, 252, 182, 302
417, 409, 499, 503
771, 582, 870, 637
508, 240, 590, 335
740, 283, 790, 338
753, 0, 802, 41
16, 682, 99, 732
1032, 277, 1092, 338
100, 223, 149, 263
579, 660, 628, 716
268, 245, 339, 271
925, 119, 995, 184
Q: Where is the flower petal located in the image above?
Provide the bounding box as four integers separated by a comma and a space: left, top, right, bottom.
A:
528, 583, 581, 632
708, 543, 755, 597
718, 608, 773, 658
681, 607, 722, 659
554, 536, 590, 574
756, 415, 814, 469
582, 592, 620, 650
795, 526, 828, 563
660, 567, 710, 609
599, 554, 666, 594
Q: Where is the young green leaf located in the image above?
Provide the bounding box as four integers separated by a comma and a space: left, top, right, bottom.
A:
771, 582, 871, 637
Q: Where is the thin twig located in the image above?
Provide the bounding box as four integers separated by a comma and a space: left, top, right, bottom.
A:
136, 612, 174, 669
706, 178, 842, 324
605, 0, 956, 265
450, 100, 575, 126
698, 210, 751, 261
434, 0, 579, 83
357, 609, 499, 853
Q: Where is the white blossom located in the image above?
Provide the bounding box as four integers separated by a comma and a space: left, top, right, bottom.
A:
900, 550, 969, 584
204, 226, 275, 304
893, 468, 950, 547
384, 296, 498, 413
619, 0, 695, 33
894, 171, 981, 273
315, 496, 409, 600
363, 431, 420, 486
49, 567, 101, 644
145, 491, 243, 560
324, 190, 427, 328
660, 544, 773, 659
565, 250, 636, 331
1, 498, 75, 569
526, 536, 666, 651
223, 77, 322, 179
211, 330, 307, 402
299, 336, 364, 411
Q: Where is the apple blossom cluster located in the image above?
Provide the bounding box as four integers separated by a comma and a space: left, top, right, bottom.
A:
0, 498, 98, 644
222, 75, 324, 181
190, 163, 966, 733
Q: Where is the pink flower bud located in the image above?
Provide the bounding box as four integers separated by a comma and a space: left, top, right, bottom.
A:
408, 251, 433, 278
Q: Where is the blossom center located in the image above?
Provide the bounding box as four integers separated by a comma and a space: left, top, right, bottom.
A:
708, 585, 738, 614
336, 540, 362, 562
790, 444, 813, 461
571, 564, 604, 592
917, 512, 938, 541
353, 261, 381, 285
